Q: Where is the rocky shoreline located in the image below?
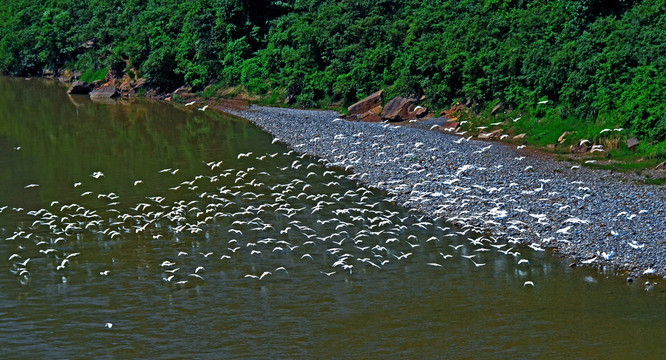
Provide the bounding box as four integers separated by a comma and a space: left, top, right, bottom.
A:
221, 105, 666, 279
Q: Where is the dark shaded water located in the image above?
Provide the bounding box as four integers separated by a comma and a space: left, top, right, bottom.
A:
1, 77, 664, 359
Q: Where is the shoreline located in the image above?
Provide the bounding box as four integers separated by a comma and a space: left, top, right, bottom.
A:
217, 104, 666, 279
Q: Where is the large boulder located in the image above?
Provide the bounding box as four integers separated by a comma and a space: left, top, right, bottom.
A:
348, 90, 383, 115
67, 81, 95, 95
90, 83, 118, 98
381, 97, 415, 122
357, 106, 383, 122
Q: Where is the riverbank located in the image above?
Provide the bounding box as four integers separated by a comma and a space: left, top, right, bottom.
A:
217, 104, 666, 279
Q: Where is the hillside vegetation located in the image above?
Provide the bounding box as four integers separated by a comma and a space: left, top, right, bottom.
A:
1, 0, 665, 156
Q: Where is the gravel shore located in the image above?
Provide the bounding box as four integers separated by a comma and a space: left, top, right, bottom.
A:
223, 105, 666, 278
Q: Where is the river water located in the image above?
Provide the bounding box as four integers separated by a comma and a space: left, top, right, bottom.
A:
0, 77, 664, 359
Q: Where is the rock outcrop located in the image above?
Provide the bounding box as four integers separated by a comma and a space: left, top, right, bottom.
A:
347, 90, 384, 122
381, 97, 414, 122
348, 90, 383, 115
67, 81, 95, 95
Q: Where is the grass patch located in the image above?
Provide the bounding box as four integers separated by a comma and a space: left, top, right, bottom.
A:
80, 67, 109, 82
450, 101, 666, 176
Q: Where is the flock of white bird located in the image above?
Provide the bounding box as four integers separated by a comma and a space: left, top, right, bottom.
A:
4, 146, 542, 290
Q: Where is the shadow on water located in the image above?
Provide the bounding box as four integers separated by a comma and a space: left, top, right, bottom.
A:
0, 77, 664, 359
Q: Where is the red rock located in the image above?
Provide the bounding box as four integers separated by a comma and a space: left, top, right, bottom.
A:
358, 111, 382, 122
381, 97, 415, 122
348, 90, 383, 115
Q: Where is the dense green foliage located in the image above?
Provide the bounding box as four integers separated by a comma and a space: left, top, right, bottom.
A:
1, 0, 665, 142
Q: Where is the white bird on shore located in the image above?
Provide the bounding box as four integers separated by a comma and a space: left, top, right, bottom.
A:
628, 241, 645, 249
537, 100, 550, 104
185, 101, 196, 106
556, 226, 572, 235
198, 104, 208, 111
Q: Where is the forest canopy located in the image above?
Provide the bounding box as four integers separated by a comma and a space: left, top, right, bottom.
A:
1, 0, 665, 141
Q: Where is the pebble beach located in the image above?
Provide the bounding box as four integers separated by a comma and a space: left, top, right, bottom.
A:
224, 105, 666, 279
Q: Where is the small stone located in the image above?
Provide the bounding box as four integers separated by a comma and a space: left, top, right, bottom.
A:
655, 161, 666, 171
570, 139, 591, 153
626, 137, 640, 150
491, 102, 504, 115
513, 133, 527, 140
558, 131, 573, 144
478, 129, 502, 140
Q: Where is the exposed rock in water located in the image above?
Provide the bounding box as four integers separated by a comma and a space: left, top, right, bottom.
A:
381, 97, 415, 122
67, 81, 95, 95
90, 83, 118, 98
